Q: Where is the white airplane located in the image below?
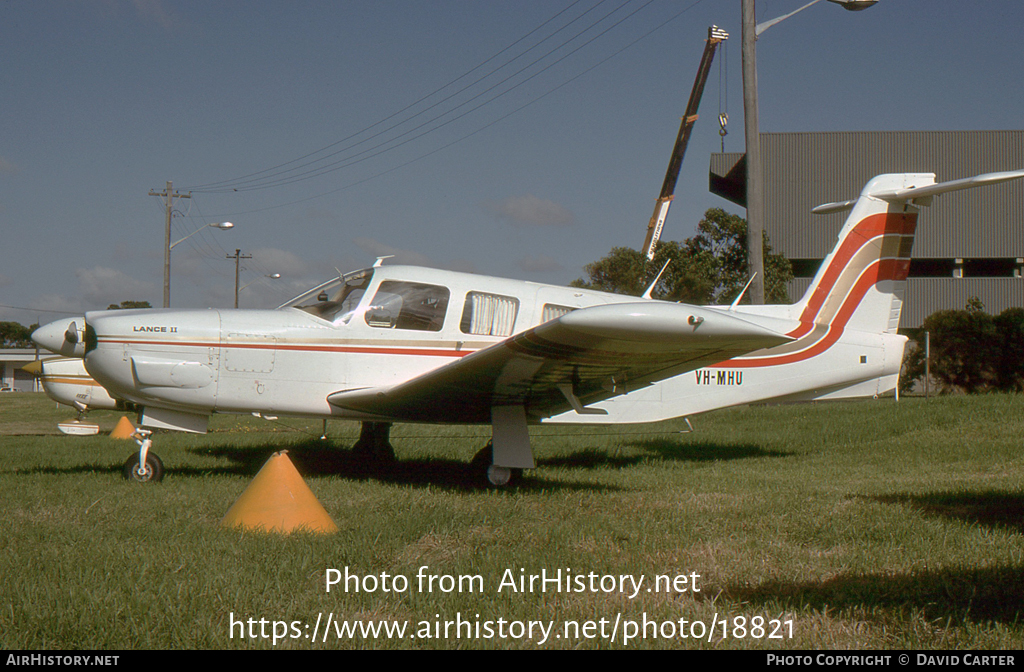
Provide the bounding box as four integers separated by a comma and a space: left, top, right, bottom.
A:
32, 169, 1024, 485
23, 357, 125, 414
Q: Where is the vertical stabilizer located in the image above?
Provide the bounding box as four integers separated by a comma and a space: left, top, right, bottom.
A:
792, 173, 928, 339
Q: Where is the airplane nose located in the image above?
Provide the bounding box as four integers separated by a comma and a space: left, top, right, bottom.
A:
32, 317, 86, 357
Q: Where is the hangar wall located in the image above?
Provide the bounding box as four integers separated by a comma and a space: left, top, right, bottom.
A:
710, 131, 1024, 328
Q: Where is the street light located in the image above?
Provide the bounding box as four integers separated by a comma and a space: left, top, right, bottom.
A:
742, 0, 877, 303
163, 222, 234, 308
236, 273, 281, 309
756, 0, 877, 35
828, 1, 878, 10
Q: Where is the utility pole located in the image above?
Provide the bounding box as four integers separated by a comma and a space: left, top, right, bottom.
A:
149, 181, 191, 308
740, 0, 877, 305
924, 330, 930, 399
227, 249, 252, 309
742, 0, 765, 304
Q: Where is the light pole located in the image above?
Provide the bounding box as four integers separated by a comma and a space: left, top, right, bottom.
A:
237, 274, 281, 308
163, 221, 234, 308
742, 0, 877, 304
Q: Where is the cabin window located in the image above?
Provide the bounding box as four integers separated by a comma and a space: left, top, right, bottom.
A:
365, 281, 450, 332
541, 304, 575, 323
460, 292, 519, 337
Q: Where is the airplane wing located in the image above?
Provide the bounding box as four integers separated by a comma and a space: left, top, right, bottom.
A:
327, 301, 792, 423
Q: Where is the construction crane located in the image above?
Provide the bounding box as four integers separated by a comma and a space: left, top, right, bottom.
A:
642, 25, 729, 260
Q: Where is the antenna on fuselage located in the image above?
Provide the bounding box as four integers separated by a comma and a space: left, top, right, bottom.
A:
728, 272, 757, 311
373, 256, 394, 268
642, 259, 672, 300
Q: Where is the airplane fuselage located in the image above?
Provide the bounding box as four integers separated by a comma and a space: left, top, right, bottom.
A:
77, 262, 904, 434
32, 357, 122, 413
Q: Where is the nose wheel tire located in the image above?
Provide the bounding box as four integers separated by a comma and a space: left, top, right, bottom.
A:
122, 452, 164, 482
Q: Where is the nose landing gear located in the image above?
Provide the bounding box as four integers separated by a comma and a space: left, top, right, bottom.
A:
122, 429, 165, 482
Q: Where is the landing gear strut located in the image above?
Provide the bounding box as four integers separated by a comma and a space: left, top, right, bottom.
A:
122, 429, 164, 482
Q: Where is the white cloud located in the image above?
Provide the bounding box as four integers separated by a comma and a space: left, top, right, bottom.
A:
249, 247, 313, 278
484, 195, 576, 228
32, 294, 90, 317
75, 266, 156, 306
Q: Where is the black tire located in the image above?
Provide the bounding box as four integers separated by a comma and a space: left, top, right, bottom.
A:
122, 452, 164, 482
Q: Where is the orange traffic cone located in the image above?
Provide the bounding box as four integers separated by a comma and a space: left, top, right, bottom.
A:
221, 451, 338, 534
109, 416, 137, 439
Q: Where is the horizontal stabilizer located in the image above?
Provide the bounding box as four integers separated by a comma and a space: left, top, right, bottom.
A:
811, 199, 857, 215
811, 169, 1024, 214
871, 169, 1024, 204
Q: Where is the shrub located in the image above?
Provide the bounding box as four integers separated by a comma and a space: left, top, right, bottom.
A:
901, 302, 1024, 394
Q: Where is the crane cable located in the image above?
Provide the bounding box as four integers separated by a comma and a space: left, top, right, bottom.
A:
718, 38, 728, 152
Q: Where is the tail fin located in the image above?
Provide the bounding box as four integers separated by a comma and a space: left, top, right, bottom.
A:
793, 173, 923, 339
793, 169, 1024, 339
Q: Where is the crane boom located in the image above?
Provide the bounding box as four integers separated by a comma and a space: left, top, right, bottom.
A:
642, 25, 729, 260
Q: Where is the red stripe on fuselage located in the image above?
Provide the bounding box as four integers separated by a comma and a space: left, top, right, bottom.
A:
719, 255, 906, 369
96, 338, 472, 358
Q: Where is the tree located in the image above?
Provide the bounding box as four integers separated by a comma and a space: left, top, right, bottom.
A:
571, 208, 793, 304
106, 300, 153, 310
993, 307, 1024, 392
0, 321, 37, 348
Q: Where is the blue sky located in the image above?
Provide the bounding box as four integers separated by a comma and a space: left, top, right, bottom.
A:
2, 0, 1022, 325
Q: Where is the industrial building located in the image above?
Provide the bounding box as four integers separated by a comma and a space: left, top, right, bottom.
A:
0, 349, 55, 392
710, 130, 1024, 327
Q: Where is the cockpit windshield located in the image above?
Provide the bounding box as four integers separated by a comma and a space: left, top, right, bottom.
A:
280, 268, 374, 324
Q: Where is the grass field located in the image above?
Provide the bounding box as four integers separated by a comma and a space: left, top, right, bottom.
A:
1, 392, 1022, 649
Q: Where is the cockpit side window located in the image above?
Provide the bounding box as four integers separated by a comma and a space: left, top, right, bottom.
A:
287, 269, 373, 323
365, 281, 450, 332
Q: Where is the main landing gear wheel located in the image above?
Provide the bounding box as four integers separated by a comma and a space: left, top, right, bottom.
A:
470, 442, 522, 488
122, 452, 164, 482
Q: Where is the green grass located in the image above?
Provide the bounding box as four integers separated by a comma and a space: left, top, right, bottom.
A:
1, 392, 1022, 649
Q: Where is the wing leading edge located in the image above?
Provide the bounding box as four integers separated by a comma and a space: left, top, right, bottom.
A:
327, 301, 793, 423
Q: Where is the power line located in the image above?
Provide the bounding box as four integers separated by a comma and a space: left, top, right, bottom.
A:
0, 304, 82, 316
198, 0, 707, 218
213, 1, 642, 192
186, 0, 595, 193
186, 0, 640, 193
